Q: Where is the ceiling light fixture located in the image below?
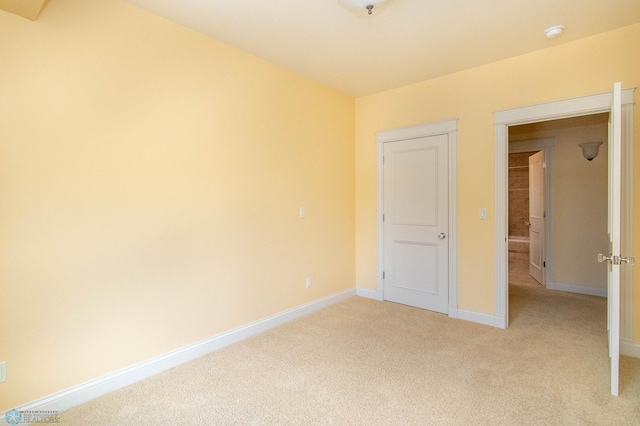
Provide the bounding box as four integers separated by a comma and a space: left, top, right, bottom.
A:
339, 0, 390, 15
545, 25, 565, 39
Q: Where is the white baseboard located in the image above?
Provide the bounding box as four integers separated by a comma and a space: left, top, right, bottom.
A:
356, 291, 500, 329
621, 338, 640, 358
356, 287, 383, 301
3, 288, 356, 417
493, 313, 507, 329
546, 281, 607, 297
447, 305, 459, 319
456, 308, 498, 327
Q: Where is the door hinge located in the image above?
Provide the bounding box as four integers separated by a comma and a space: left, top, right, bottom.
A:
382, 214, 385, 222
383, 271, 386, 279
543, 211, 546, 218
543, 161, 546, 169
382, 156, 385, 165
543, 261, 546, 267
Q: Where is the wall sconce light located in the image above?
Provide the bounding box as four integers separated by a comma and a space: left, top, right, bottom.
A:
579, 141, 603, 161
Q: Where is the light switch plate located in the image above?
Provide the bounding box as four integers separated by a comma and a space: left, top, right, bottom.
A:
0, 361, 6, 383
479, 208, 487, 219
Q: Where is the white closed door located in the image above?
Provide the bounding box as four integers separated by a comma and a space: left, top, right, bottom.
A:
383, 134, 448, 313
528, 151, 545, 285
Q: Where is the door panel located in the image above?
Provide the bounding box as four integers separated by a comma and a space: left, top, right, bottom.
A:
383, 134, 448, 313
394, 241, 438, 293
597, 82, 636, 396
392, 149, 438, 225
528, 151, 545, 284
606, 82, 622, 396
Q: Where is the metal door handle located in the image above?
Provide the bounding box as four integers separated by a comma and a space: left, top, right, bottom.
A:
598, 253, 635, 265
438, 233, 446, 240
524, 221, 531, 227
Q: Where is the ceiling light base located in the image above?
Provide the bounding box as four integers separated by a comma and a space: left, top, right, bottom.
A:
545, 25, 565, 39
339, 0, 391, 16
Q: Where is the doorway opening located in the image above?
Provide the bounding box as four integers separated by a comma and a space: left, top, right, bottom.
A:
493, 87, 634, 333
507, 150, 542, 291
507, 114, 610, 320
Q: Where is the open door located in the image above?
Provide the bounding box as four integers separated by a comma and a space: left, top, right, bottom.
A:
598, 82, 633, 396
528, 151, 545, 285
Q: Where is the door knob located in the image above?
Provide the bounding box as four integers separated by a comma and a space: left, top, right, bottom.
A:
438, 233, 446, 240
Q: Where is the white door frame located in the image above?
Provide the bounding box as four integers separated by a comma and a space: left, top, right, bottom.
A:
494, 89, 635, 338
376, 119, 458, 316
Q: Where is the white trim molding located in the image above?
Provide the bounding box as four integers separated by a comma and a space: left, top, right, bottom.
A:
376, 119, 458, 316
456, 309, 498, 327
494, 89, 635, 126
376, 120, 458, 143
356, 287, 383, 301
494, 86, 635, 334
1, 288, 356, 417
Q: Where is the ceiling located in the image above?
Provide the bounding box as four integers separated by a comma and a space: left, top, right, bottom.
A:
120, 0, 640, 97
4, 0, 640, 97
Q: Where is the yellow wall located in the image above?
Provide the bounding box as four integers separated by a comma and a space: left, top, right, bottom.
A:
552, 124, 609, 288
0, 0, 355, 411
355, 24, 640, 333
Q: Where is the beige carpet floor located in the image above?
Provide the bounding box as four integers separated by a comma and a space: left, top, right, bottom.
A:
59, 267, 640, 425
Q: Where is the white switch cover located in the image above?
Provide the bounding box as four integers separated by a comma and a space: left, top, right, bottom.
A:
479, 208, 487, 219
299, 207, 305, 218
306, 277, 312, 289
0, 361, 6, 383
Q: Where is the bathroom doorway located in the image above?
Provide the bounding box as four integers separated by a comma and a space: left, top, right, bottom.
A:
507, 149, 542, 288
